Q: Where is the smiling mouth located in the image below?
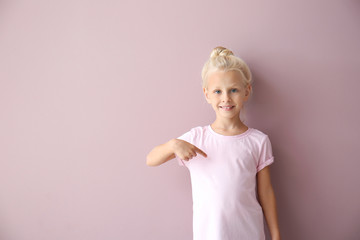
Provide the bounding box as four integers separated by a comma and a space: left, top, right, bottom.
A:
220, 106, 235, 110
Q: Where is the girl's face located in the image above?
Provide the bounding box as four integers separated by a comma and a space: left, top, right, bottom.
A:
203, 70, 251, 120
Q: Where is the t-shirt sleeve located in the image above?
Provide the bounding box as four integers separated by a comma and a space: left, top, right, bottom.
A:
257, 135, 275, 172
174, 128, 194, 167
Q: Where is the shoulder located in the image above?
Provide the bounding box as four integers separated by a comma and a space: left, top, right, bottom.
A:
248, 128, 271, 144
182, 125, 209, 141
192, 125, 207, 132
248, 128, 274, 159
249, 128, 269, 138
187, 125, 207, 137
177, 125, 205, 141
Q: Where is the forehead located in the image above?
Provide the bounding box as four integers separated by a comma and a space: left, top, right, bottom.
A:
207, 70, 243, 88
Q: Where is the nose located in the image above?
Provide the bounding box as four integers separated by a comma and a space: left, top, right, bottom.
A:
222, 92, 231, 102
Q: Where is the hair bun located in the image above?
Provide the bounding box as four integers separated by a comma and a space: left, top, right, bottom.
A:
210, 46, 234, 59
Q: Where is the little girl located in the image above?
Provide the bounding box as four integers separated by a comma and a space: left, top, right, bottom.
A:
146, 46, 280, 240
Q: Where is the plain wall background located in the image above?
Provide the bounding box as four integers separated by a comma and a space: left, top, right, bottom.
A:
1, 0, 359, 239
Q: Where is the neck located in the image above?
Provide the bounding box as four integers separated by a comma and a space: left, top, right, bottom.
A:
211, 117, 246, 130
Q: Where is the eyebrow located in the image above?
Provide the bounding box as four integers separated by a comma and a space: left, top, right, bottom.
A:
213, 86, 240, 89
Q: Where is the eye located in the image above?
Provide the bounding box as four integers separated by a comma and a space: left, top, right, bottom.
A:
231, 89, 238, 93
214, 90, 221, 94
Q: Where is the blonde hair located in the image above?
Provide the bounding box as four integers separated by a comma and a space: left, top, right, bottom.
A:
201, 46, 253, 97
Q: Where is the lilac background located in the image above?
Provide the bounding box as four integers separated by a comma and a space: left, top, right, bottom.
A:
1, 0, 359, 239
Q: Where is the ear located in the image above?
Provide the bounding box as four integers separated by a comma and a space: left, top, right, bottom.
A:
244, 85, 252, 100
203, 87, 211, 104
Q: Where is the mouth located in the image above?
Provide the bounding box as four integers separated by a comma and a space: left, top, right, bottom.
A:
219, 106, 235, 111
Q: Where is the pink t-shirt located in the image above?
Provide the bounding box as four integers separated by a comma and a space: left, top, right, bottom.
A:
175, 125, 274, 240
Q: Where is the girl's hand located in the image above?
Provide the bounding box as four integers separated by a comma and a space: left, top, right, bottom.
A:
171, 139, 207, 161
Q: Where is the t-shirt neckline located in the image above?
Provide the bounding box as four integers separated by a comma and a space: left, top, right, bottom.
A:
208, 124, 252, 139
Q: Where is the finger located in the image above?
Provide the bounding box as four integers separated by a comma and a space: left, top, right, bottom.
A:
191, 151, 197, 157
195, 147, 207, 158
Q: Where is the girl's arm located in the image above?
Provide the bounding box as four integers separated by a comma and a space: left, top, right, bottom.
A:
146, 139, 177, 166
257, 166, 281, 240
146, 139, 207, 167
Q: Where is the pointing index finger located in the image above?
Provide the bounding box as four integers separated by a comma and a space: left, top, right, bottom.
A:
195, 147, 207, 158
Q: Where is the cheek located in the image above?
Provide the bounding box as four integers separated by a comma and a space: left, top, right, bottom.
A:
233, 95, 245, 102
209, 94, 219, 100
236, 92, 246, 98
